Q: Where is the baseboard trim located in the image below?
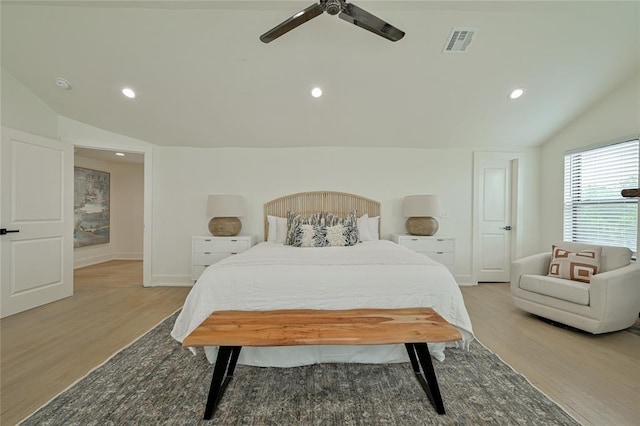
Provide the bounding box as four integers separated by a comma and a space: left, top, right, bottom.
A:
455, 275, 475, 286
74, 254, 112, 269
149, 275, 194, 287
74, 253, 143, 269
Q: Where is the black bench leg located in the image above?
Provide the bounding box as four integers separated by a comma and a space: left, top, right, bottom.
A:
404, 343, 420, 373
203, 345, 242, 420
405, 343, 446, 415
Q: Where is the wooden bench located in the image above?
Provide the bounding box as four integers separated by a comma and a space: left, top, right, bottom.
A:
183, 307, 462, 420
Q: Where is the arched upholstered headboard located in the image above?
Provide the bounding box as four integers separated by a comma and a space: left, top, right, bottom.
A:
263, 191, 381, 241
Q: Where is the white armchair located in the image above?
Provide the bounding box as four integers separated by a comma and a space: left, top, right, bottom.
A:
511, 241, 640, 334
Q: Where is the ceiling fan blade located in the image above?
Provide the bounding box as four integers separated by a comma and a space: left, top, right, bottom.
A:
260, 3, 324, 43
339, 3, 405, 42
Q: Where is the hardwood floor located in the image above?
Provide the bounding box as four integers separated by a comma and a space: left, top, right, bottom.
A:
461, 283, 640, 426
1, 269, 638, 426
0, 261, 190, 426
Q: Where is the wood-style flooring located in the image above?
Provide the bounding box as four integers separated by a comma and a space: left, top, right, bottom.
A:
1, 264, 638, 425
461, 283, 640, 426
0, 260, 190, 426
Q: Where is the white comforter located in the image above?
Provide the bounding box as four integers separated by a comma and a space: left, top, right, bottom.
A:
171, 240, 474, 365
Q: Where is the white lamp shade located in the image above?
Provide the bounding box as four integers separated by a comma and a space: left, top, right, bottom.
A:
207, 195, 245, 218
403, 195, 442, 218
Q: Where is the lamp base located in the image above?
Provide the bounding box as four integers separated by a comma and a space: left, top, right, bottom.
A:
209, 217, 241, 237
405, 217, 439, 236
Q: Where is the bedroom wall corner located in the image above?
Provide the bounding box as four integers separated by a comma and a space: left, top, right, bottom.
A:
539, 72, 640, 251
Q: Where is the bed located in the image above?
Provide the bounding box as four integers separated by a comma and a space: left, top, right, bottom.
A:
171, 191, 474, 366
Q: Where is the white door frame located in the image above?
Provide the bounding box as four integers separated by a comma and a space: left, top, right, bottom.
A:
65, 138, 153, 287
472, 151, 524, 284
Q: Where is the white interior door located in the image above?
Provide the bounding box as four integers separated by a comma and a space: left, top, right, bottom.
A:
473, 154, 516, 282
1, 128, 73, 318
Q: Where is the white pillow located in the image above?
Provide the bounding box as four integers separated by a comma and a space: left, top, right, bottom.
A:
369, 216, 380, 240
275, 217, 287, 243
267, 215, 277, 242
357, 214, 373, 241
267, 215, 288, 244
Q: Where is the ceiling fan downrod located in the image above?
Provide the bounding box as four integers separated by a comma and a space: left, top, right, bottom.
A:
324, 0, 342, 15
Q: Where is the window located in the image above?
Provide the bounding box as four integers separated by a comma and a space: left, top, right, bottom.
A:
563, 138, 639, 254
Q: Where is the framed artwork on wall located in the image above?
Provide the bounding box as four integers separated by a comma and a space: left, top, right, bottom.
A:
74, 166, 110, 247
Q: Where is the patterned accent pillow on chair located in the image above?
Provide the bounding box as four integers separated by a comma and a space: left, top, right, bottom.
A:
548, 245, 601, 283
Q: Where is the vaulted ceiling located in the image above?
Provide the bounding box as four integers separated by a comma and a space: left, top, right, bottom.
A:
2, 1, 638, 150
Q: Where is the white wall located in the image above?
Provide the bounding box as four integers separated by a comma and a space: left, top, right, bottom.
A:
539, 73, 640, 250
0, 71, 542, 287
151, 146, 541, 286
74, 154, 144, 268
1, 68, 58, 139
111, 162, 144, 259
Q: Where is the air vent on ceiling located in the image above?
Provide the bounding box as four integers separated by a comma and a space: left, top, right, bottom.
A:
443, 28, 477, 53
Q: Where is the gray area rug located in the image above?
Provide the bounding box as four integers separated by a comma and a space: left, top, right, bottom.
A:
22, 312, 579, 426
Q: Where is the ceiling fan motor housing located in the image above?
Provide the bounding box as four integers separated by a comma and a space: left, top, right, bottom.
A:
325, 0, 342, 15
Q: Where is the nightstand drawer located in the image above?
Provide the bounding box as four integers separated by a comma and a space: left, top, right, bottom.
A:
193, 238, 249, 253
192, 235, 257, 281
421, 251, 454, 267
400, 237, 454, 253
391, 234, 456, 274
193, 252, 232, 265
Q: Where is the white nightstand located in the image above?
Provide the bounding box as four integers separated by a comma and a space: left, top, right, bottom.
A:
391, 234, 455, 272
192, 235, 257, 280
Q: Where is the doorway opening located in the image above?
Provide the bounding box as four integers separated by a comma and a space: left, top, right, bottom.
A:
73, 148, 145, 287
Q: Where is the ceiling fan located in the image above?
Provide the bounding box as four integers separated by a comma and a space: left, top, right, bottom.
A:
260, 0, 405, 43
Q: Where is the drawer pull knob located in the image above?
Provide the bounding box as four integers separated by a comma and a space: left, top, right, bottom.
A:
231, 239, 238, 242
411, 238, 418, 241
437, 252, 444, 254
204, 239, 211, 242
231, 252, 237, 255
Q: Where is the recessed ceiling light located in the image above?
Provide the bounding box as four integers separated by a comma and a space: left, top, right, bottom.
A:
122, 87, 136, 98
509, 88, 525, 99
311, 87, 323, 98
115, 152, 125, 156
55, 78, 72, 90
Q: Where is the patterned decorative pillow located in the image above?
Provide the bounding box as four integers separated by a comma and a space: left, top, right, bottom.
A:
293, 224, 328, 247
292, 223, 357, 248
285, 211, 323, 245
326, 224, 348, 246
323, 211, 359, 245
548, 245, 601, 284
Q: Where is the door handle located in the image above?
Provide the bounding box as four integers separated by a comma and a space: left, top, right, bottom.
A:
0, 228, 20, 235
502, 226, 512, 231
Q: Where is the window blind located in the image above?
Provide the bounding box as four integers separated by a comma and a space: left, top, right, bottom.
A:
563, 138, 638, 254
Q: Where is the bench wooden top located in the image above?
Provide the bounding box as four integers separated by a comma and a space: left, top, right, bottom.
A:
183, 307, 462, 347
